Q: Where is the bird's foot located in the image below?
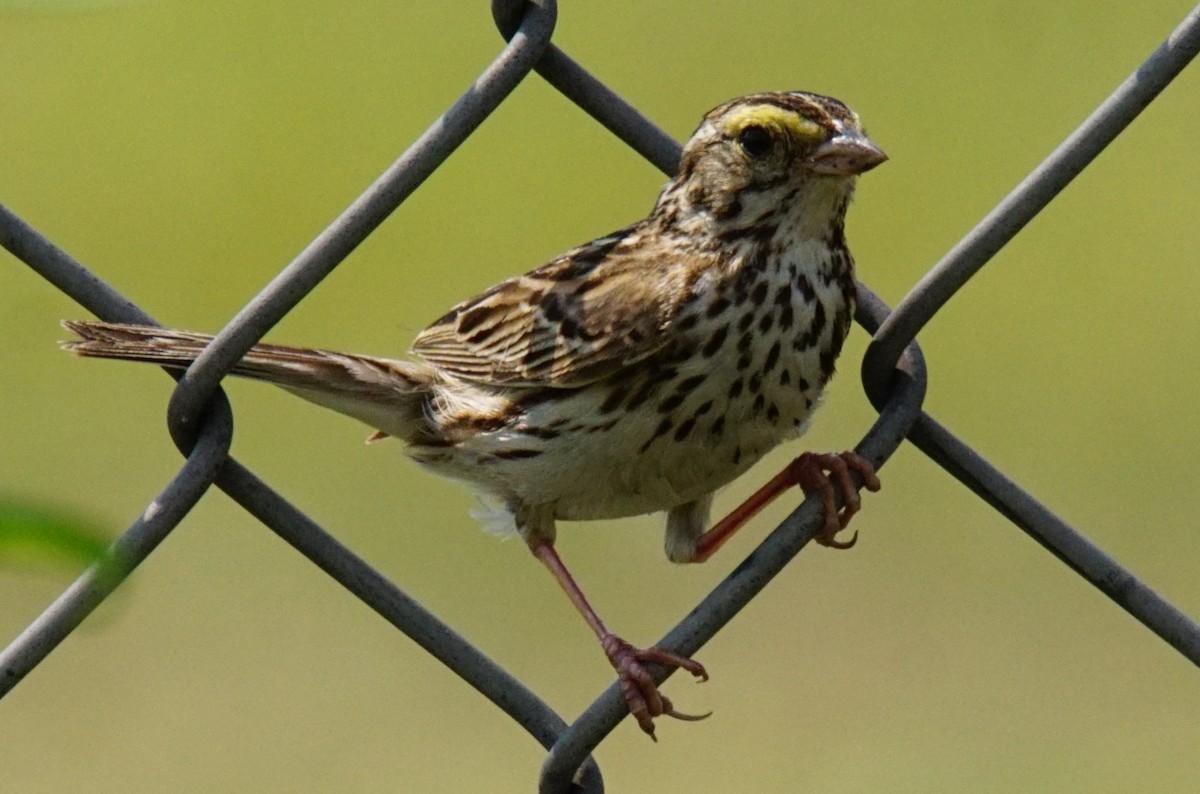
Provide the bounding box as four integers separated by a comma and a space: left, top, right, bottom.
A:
600, 633, 709, 740
790, 451, 881, 549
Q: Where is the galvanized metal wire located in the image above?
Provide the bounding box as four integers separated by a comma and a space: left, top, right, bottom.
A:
3, 2, 1199, 791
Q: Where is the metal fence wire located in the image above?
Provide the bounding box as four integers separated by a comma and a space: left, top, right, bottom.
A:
4, 2, 1200, 791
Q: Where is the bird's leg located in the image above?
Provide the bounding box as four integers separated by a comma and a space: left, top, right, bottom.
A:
690, 451, 880, 563
528, 539, 709, 740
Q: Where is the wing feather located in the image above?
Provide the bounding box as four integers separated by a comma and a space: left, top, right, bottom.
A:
413, 226, 702, 388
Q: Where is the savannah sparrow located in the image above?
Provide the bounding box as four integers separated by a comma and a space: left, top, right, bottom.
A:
65, 91, 886, 739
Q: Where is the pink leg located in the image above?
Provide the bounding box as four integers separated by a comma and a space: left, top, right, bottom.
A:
530, 540, 709, 740
692, 451, 881, 563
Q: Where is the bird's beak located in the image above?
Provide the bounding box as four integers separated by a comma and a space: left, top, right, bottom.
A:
807, 129, 888, 176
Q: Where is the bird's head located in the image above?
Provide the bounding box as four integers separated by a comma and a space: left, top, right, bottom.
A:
659, 91, 886, 239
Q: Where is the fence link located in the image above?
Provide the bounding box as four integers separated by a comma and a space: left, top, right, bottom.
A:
3, 2, 1199, 791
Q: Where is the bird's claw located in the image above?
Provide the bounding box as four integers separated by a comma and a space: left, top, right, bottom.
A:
790, 451, 881, 548
600, 634, 709, 740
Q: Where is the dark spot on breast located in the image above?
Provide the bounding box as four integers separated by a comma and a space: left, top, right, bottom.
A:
779, 302, 794, 330
737, 352, 752, 370
728, 379, 744, 399
747, 245, 770, 272
639, 417, 676, 453
706, 296, 731, 317
825, 330, 848, 367
763, 341, 781, 374
825, 218, 846, 249
737, 311, 755, 333
779, 369, 791, 386
774, 285, 791, 306
753, 394, 765, 415
693, 400, 714, 418
599, 387, 626, 414
831, 306, 851, 340
794, 302, 825, 351
767, 404, 780, 423
750, 281, 769, 306
675, 374, 706, 394
710, 415, 726, 438
492, 448, 543, 460
702, 326, 728, 357
523, 426, 560, 440
798, 376, 810, 392
669, 339, 699, 363
737, 332, 754, 353
673, 417, 696, 442
748, 372, 762, 394
652, 367, 679, 384
820, 347, 838, 382
624, 379, 657, 412
733, 447, 742, 465
796, 274, 816, 302
588, 419, 618, 433
619, 367, 676, 412
658, 392, 686, 413
758, 312, 774, 333
749, 224, 776, 249
676, 313, 698, 332
830, 242, 852, 273
733, 275, 752, 304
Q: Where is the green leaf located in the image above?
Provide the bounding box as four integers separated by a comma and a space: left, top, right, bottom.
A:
0, 498, 110, 572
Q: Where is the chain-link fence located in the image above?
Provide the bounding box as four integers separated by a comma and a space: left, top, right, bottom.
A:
4, 2, 1200, 791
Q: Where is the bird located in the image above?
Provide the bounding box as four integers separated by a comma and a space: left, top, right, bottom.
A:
64, 90, 886, 740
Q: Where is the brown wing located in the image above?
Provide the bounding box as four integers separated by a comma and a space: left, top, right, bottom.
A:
413, 226, 699, 388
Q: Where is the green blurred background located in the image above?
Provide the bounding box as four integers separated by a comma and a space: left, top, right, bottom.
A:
3, 1, 1200, 791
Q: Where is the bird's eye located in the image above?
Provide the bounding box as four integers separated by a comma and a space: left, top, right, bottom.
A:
737, 125, 773, 158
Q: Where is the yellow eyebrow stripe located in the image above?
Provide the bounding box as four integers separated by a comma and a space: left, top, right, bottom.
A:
719, 105, 824, 144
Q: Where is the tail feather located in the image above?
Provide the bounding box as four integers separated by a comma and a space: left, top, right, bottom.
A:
62, 320, 437, 442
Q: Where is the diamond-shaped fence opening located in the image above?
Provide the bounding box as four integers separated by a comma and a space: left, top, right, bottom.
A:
4, 2, 1200, 791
